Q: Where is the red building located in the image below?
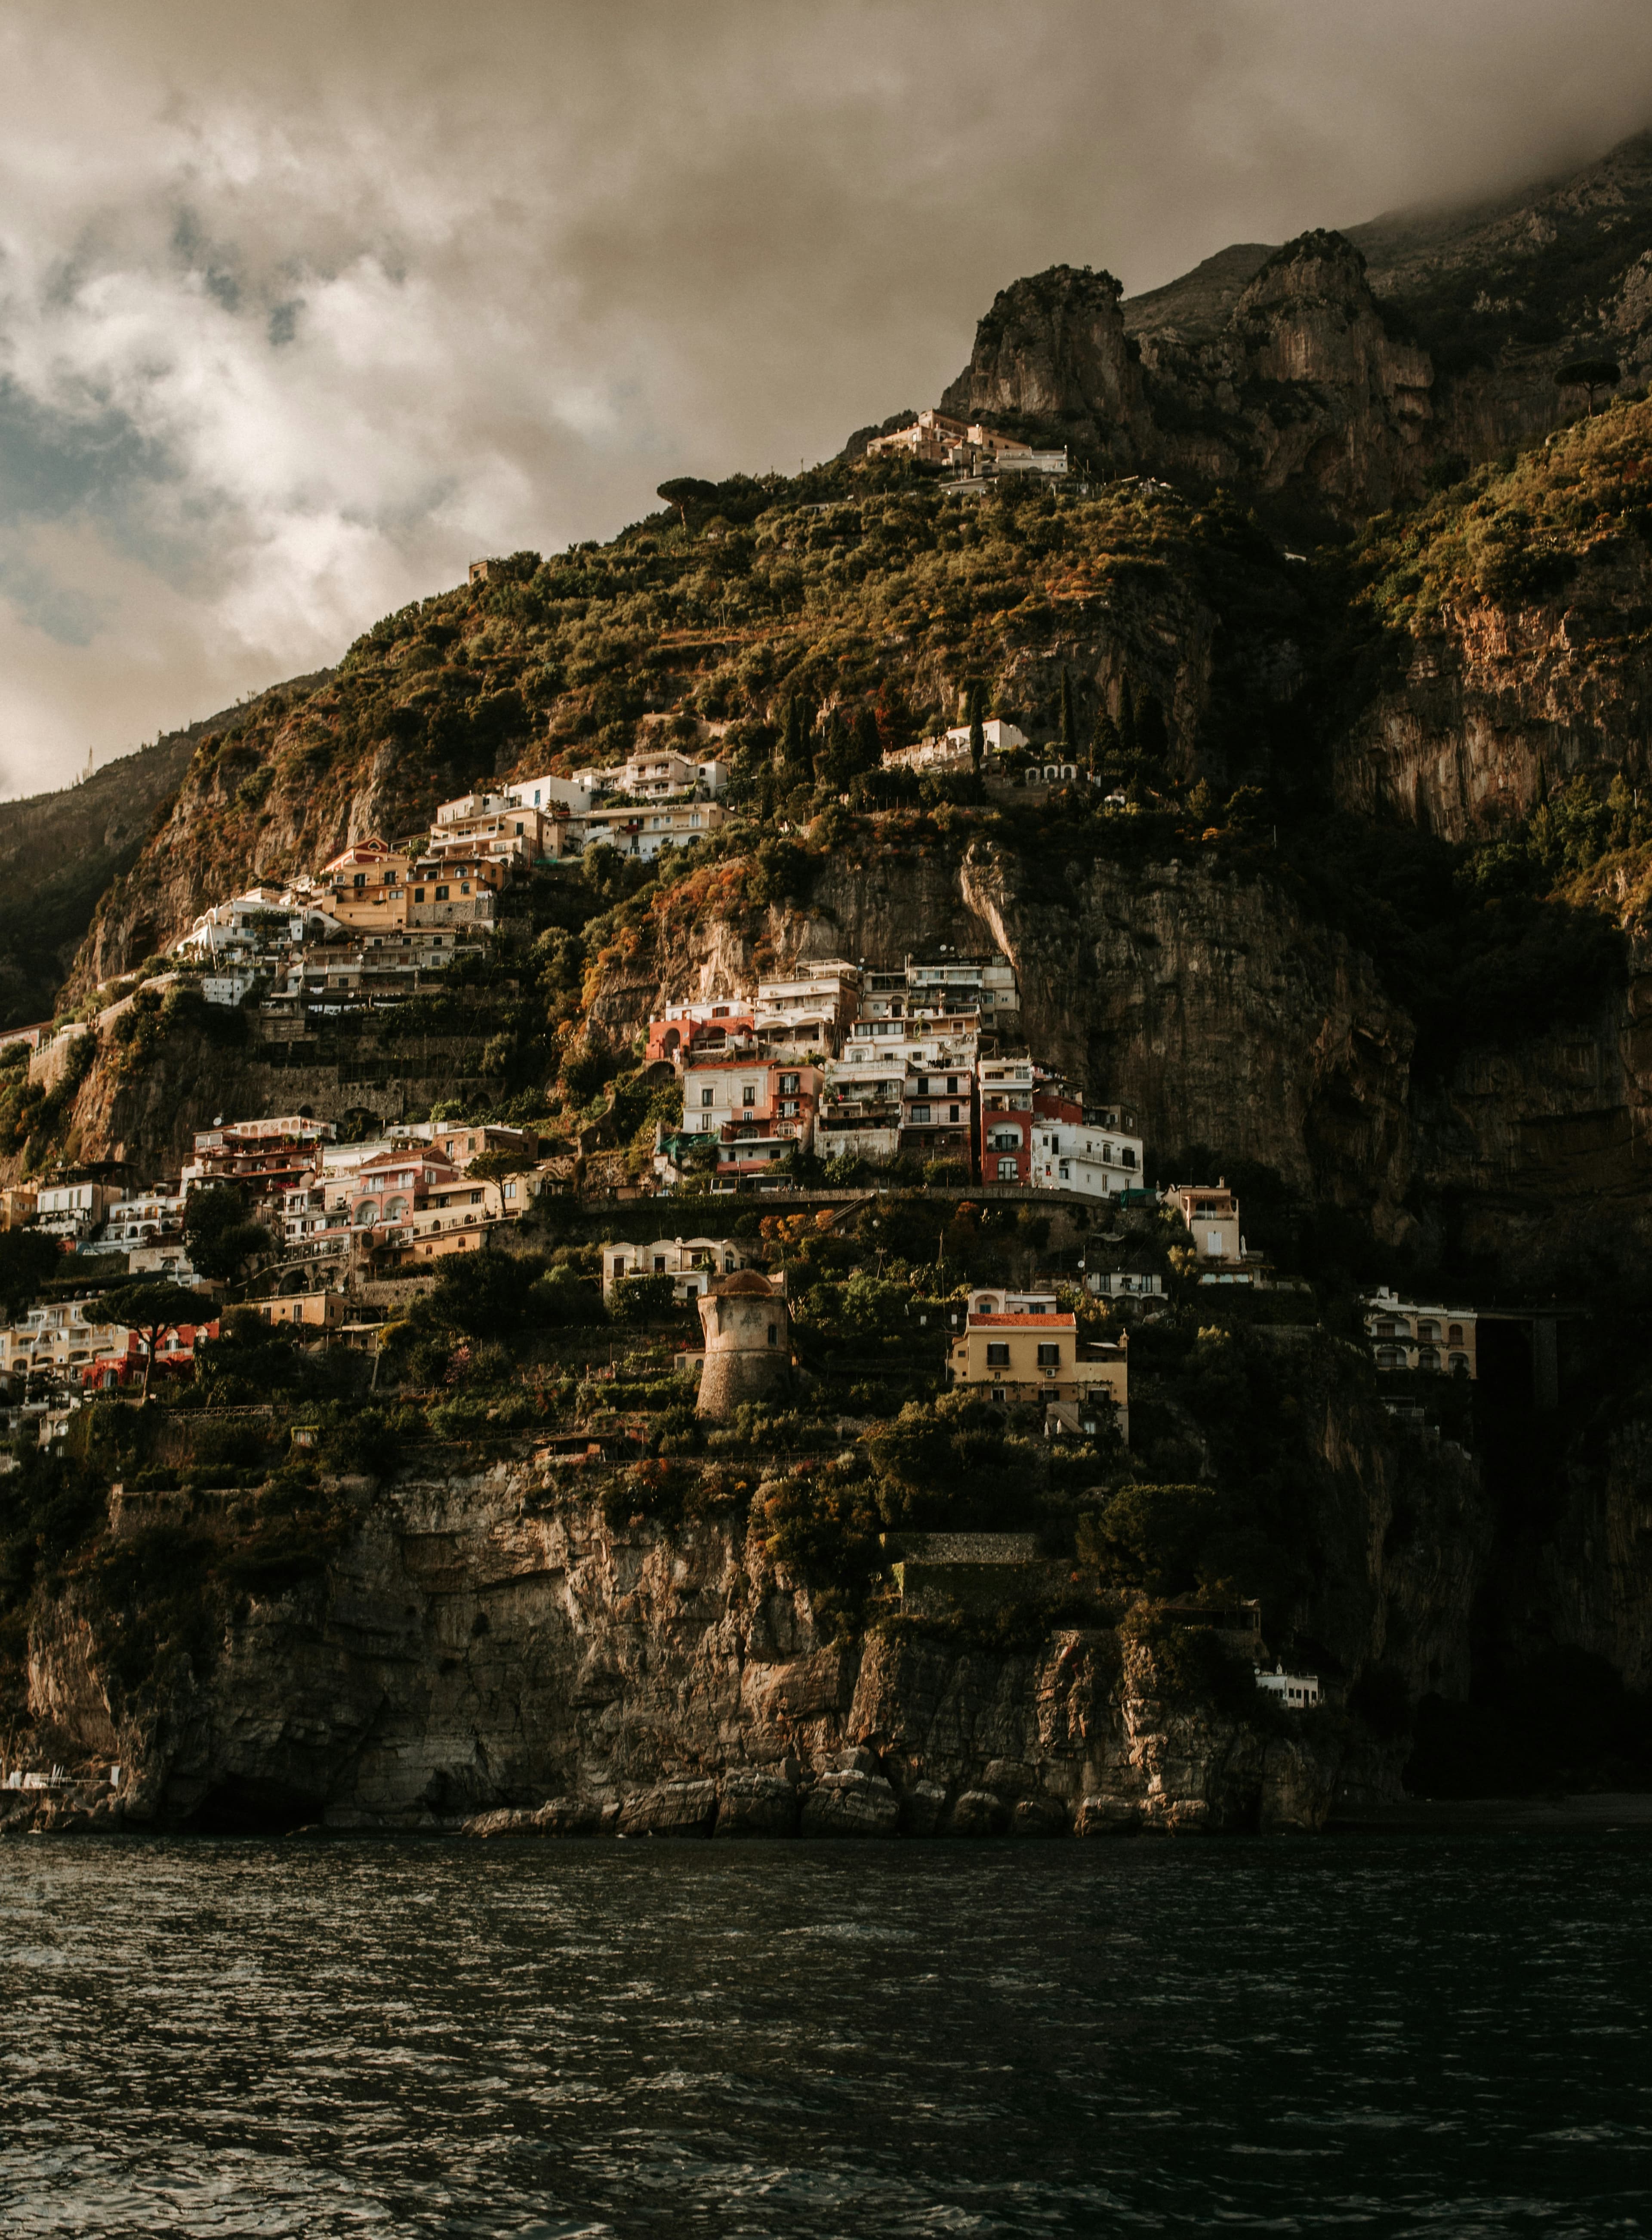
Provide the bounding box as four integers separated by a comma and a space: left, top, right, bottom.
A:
82, 1317, 220, 1392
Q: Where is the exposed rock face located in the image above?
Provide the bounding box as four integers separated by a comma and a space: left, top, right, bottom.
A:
1, 1011, 510, 1188
940, 265, 1146, 463
1334, 549, 1652, 841
936, 236, 1435, 525
20, 1423, 1476, 1837
1129, 232, 1435, 524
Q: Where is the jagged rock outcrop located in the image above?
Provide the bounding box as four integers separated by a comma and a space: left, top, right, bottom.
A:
1131, 232, 1434, 522
934, 236, 1434, 524
940, 265, 1146, 463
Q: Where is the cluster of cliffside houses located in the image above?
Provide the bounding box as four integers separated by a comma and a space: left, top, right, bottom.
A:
0, 924, 1483, 1406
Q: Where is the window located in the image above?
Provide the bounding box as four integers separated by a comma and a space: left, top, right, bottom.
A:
1448, 1323, 1464, 1346
912, 1104, 932, 1125
1122, 1147, 1136, 1168
1059, 1162, 1071, 1180
1418, 1346, 1439, 1371
996, 1157, 1018, 1180
986, 1342, 1010, 1366
701, 1088, 714, 1108
949, 1105, 961, 1123
653, 1256, 667, 1273
780, 1073, 799, 1094
1417, 1319, 1439, 1340
767, 1322, 778, 1346
947, 1076, 959, 1096
435, 885, 449, 901
1037, 1343, 1060, 1368
515, 822, 524, 835
1449, 1352, 1469, 1374
742, 1086, 756, 1107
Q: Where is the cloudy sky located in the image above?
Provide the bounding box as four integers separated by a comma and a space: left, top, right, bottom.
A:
3, 0, 1652, 799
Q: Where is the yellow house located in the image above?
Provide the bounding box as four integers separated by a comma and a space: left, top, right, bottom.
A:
1163, 1180, 1243, 1266
320, 841, 412, 934
250, 1291, 349, 1331
947, 1311, 1128, 1438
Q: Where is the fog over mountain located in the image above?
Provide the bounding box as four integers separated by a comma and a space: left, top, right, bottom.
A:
4, 0, 1652, 796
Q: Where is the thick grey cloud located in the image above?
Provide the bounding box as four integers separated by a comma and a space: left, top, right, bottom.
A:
2, 0, 1651, 795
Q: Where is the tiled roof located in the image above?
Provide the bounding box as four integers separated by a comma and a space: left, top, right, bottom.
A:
968, 1312, 1076, 1328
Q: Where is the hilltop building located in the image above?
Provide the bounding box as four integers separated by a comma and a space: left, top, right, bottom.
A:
865, 410, 1068, 481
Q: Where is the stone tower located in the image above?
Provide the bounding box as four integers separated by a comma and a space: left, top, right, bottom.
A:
695, 1269, 790, 1419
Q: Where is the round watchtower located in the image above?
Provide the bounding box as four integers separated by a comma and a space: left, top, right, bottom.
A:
696, 1269, 790, 1419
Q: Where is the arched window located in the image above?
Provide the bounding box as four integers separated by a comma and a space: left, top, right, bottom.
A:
1448, 1323, 1463, 1346
1417, 1319, 1439, 1340
355, 1199, 379, 1228
1449, 1353, 1469, 1374
1417, 1345, 1439, 1371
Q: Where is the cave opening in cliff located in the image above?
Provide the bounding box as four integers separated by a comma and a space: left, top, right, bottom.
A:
191, 1774, 330, 1836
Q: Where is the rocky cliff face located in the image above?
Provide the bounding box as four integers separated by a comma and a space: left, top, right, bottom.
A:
15, 1405, 1482, 1839
1334, 548, 1652, 841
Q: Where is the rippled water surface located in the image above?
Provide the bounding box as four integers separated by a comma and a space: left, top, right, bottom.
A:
2, 1832, 1649, 2236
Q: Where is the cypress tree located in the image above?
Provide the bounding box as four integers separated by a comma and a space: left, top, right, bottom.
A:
968, 682, 986, 773
1091, 711, 1122, 773
817, 710, 850, 789
1117, 682, 1139, 759
855, 704, 882, 775
1137, 690, 1168, 764
1059, 667, 1076, 752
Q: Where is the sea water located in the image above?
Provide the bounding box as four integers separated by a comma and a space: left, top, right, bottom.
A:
1, 1832, 1647, 2236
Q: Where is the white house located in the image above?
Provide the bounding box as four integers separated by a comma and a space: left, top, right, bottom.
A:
582, 800, 726, 861
34, 1180, 124, 1240
600, 1236, 749, 1303
503, 772, 612, 816
1255, 1664, 1321, 1710
883, 718, 1028, 773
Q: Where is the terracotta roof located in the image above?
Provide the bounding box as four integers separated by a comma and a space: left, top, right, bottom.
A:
969, 1312, 1076, 1328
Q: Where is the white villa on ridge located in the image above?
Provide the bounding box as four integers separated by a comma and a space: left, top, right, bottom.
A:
883, 718, 1028, 773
